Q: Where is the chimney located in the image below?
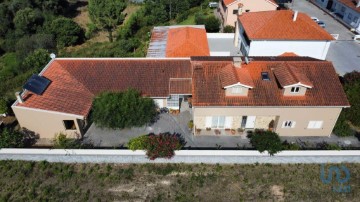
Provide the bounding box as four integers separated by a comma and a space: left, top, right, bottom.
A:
293, 10, 298, 21
237, 3, 243, 15
15, 92, 24, 103
233, 57, 242, 68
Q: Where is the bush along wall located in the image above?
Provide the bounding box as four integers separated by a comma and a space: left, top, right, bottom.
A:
127, 132, 185, 160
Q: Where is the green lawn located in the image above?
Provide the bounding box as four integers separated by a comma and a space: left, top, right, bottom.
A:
0, 161, 359, 201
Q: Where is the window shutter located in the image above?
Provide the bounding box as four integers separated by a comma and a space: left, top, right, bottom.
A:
307, 121, 315, 129
205, 117, 212, 128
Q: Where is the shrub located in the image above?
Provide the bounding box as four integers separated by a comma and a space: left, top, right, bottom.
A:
0, 98, 7, 114
0, 128, 25, 148
53, 133, 92, 149
204, 16, 220, 33
333, 111, 353, 137
145, 133, 184, 160
92, 89, 157, 129
127, 135, 148, 151
127, 133, 185, 160
188, 120, 194, 129
317, 142, 341, 150
47, 17, 85, 47
248, 129, 283, 156
223, 25, 235, 33
282, 140, 300, 150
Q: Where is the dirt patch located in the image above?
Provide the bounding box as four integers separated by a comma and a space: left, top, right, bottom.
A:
271, 185, 285, 201
72, 3, 90, 30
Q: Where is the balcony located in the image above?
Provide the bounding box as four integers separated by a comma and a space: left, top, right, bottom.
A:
194, 128, 250, 137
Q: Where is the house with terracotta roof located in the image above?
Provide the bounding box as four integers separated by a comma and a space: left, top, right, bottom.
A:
12, 58, 192, 138
219, 0, 278, 27
12, 56, 349, 139
147, 25, 210, 58
234, 10, 334, 60
315, 0, 360, 33
191, 56, 349, 136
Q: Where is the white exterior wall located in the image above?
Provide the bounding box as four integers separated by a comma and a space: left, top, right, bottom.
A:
248, 40, 331, 60
153, 99, 167, 108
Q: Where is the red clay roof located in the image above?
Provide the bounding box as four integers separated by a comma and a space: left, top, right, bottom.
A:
337, 0, 360, 12
169, 79, 192, 94
192, 58, 349, 107
238, 10, 334, 40
17, 59, 192, 116
279, 52, 299, 56
166, 27, 210, 57
224, 0, 277, 6
273, 63, 313, 88
219, 64, 254, 88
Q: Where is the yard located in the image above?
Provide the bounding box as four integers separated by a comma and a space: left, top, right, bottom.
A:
0, 161, 358, 201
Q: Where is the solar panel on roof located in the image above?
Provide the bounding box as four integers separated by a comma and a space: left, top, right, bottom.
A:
23, 75, 51, 95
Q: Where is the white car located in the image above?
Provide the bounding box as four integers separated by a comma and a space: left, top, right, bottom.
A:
311, 17, 319, 22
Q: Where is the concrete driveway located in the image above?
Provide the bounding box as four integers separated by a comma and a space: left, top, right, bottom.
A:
291, 0, 360, 75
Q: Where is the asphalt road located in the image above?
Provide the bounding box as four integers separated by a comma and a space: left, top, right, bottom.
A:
291, 0, 360, 75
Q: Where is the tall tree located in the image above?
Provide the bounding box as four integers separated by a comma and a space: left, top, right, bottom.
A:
88, 0, 126, 42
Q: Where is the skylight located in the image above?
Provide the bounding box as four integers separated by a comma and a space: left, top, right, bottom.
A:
261, 72, 270, 81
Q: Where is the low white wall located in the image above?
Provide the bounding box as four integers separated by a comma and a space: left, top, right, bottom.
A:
207, 33, 234, 39
1, 149, 360, 164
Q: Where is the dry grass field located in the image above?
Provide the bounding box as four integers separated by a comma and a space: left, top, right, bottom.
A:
0, 161, 359, 201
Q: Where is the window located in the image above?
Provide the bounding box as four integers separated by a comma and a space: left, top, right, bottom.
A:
261, 72, 270, 80
245, 9, 250, 12
233, 9, 238, 14
167, 94, 179, 107
307, 121, 323, 129
282, 121, 296, 128
63, 120, 76, 130
290, 87, 300, 93
341, 6, 345, 12
211, 116, 225, 128
348, 13, 352, 20
231, 86, 242, 94
354, 17, 359, 23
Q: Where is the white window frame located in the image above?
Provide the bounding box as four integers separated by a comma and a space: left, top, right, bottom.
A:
211, 116, 226, 129
290, 86, 300, 93
282, 120, 296, 128
231, 86, 242, 94
307, 121, 323, 129
167, 94, 179, 107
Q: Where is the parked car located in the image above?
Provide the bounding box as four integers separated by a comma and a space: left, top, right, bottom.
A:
311, 17, 319, 22
208, 2, 219, 8
317, 21, 326, 28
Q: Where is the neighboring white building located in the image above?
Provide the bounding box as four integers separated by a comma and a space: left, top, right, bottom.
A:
315, 0, 360, 33
234, 10, 334, 60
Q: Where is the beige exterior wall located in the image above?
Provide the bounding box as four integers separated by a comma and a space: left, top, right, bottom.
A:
222, 0, 277, 26
153, 99, 167, 108
193, 107, 343, 136
12, 106, 84, 139
225, 86, 248, 96
283, 86, 307, 96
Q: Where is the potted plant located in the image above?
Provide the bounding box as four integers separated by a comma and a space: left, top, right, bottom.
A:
231, 129, 236, 135
196, 128, 202, 134
206, 127, 211, 131
237, 128, 244, 134
268, 120, 275, 131
214, 129, 221, 135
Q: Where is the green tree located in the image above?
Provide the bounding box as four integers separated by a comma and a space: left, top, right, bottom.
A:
248, 129, 283, 156
204, 16, 220, 33
92, 89, 157, 129
0, 3, 12, 37
223, 25, 235, 33
88, 0, 126, 42
343, 71, 360, 127
0, 129, 25, 148
333, 111, 352, 137
21, 49, 49, 73
0, 98, 7, 114
13, 7, 43, 35
47, 17, 84, 47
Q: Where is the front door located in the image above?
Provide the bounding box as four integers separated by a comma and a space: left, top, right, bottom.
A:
245, 116, 256, 128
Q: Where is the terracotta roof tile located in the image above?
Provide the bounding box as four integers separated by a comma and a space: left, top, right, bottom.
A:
223, 0, 238, 6
169, 78, 192, 94
236, 68, 255, 87
166, 27, 210, 57
192, 58, 349, 107
238, 10, 334, 40
279, 52, 299, 56
17, 59, 192, 116
273, 63, 313, 88
219, 64, 239, 87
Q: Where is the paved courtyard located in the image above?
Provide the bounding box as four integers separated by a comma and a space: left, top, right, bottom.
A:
83, 111, 359, 149
291, 0, 360, 75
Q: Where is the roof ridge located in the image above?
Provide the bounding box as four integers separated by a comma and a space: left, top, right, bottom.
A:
284, 62, 299, 83
55, 61, 95, 96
